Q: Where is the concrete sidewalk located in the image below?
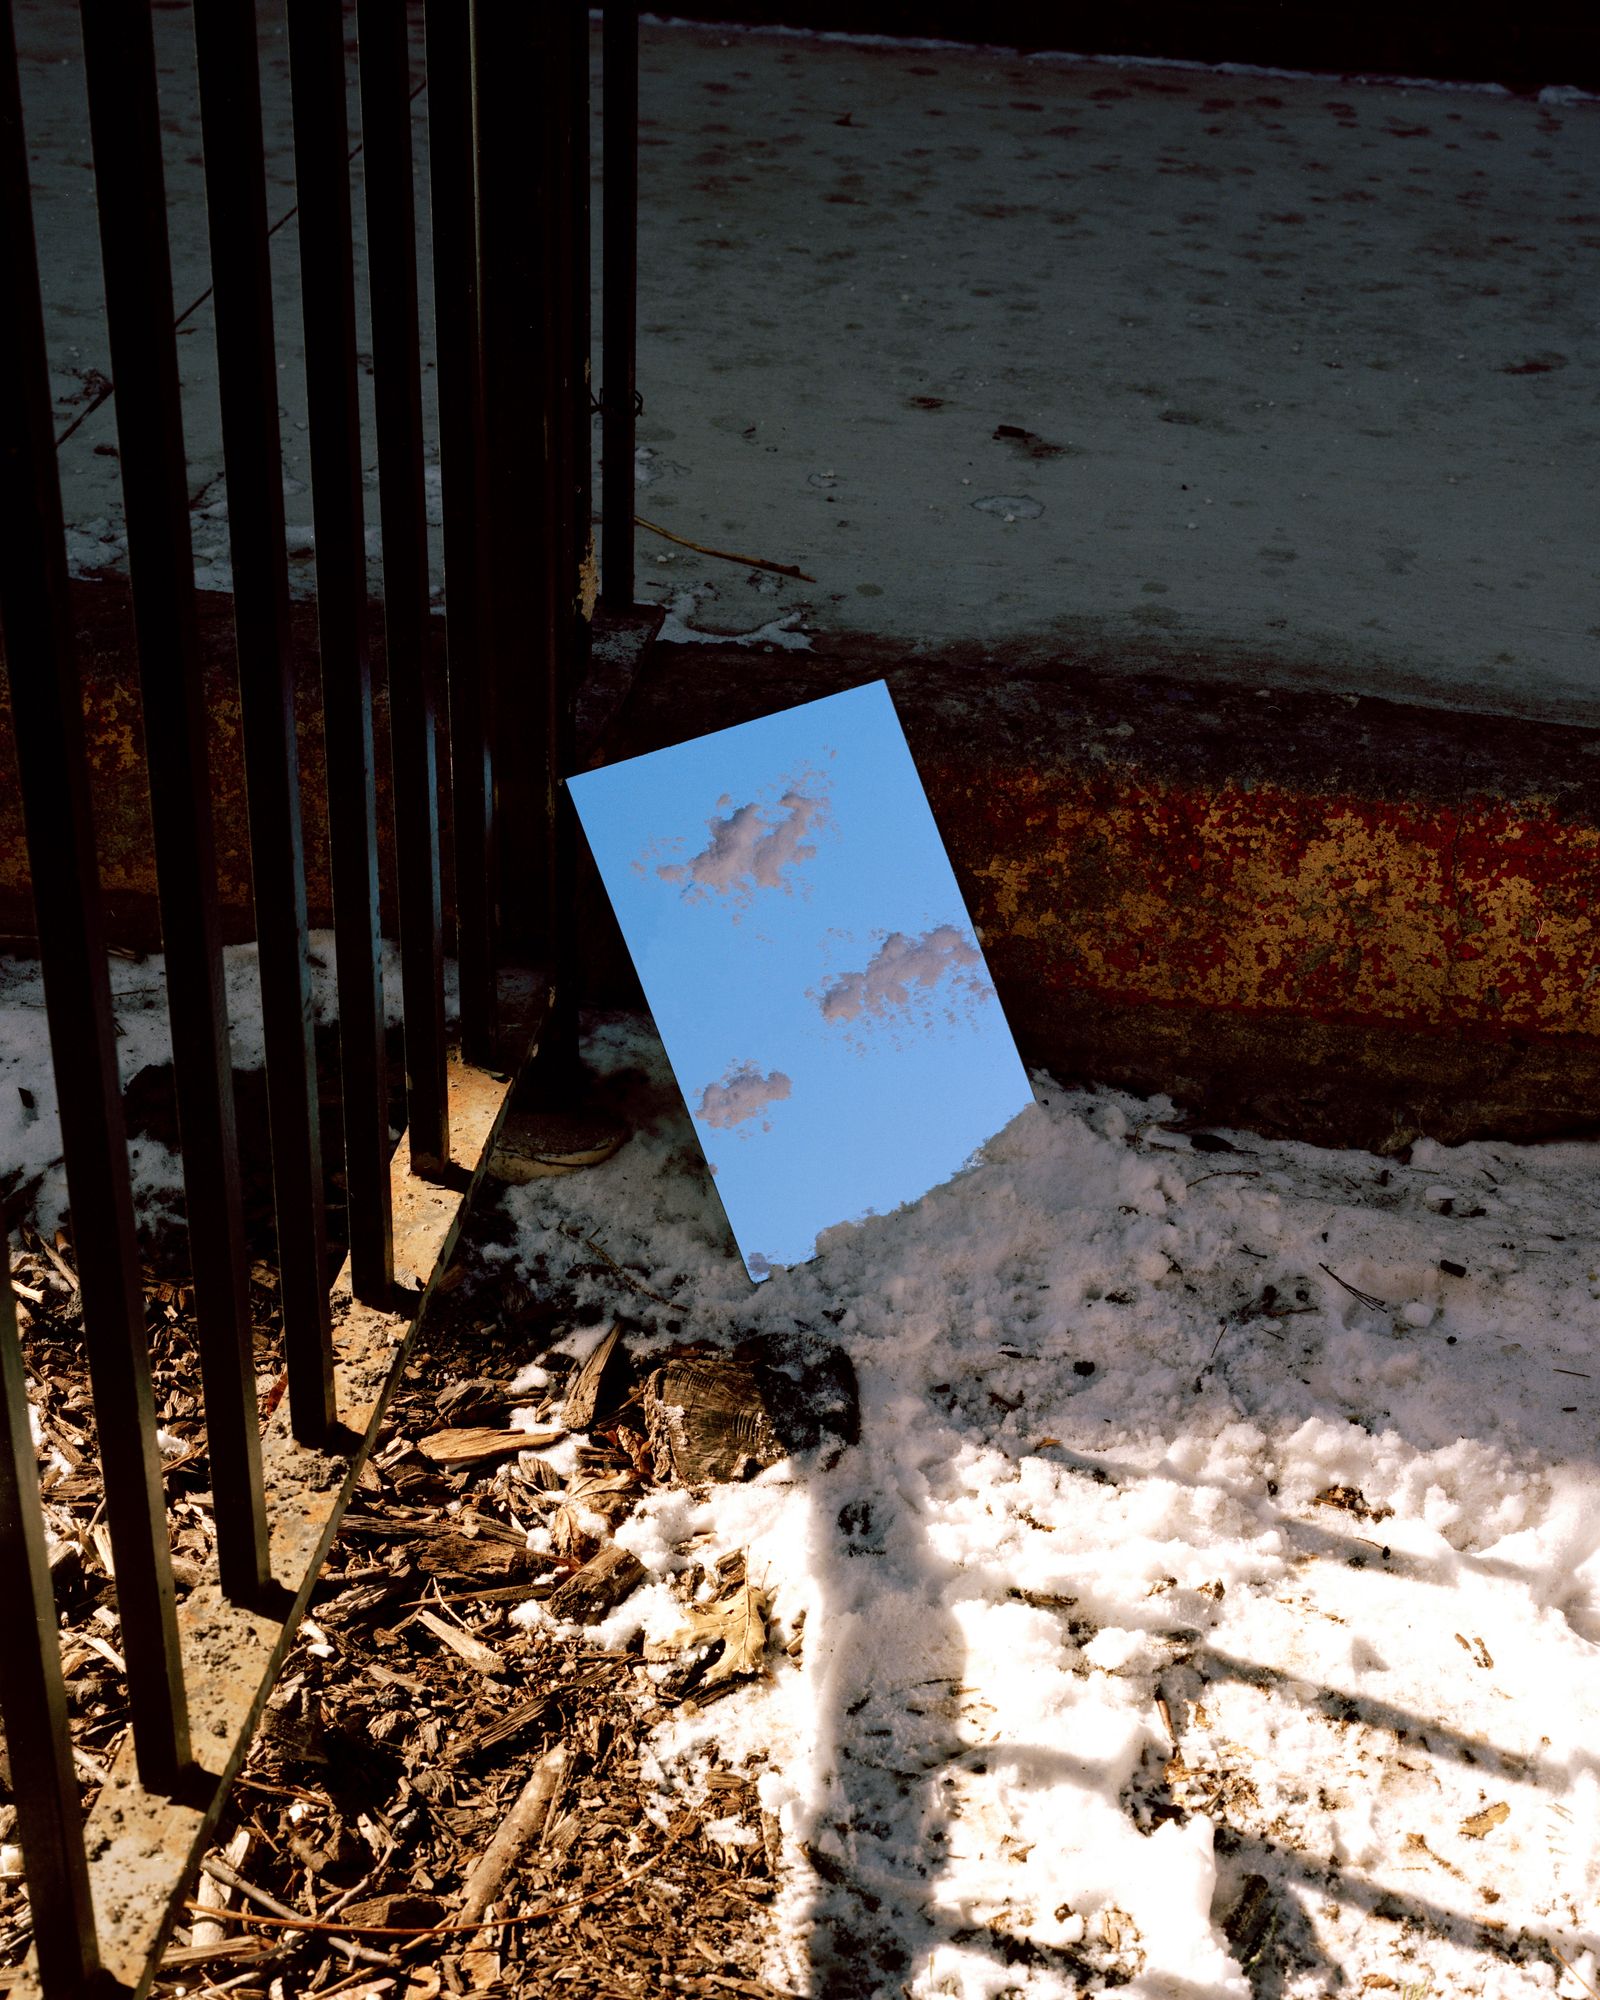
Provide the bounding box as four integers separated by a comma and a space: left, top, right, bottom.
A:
17, 7, 1599, 721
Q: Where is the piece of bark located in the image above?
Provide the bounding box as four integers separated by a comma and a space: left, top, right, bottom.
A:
644, 1352, 784, 1485
435, 1378, 518, 1426
449, 1668, 609, 1764
560, 1322, 628, 1432
417, 1425, 562, 1469
336, 1891, 448, 1930
545, 1542, 645, 1624
417, 1533, 534, 1584
449, 1692, 553, 1765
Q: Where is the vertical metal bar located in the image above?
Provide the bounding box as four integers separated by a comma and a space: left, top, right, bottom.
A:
425, 0, 497, 1072
538, 0, 587, 1088
193, 0, 336, 1444
601, 1, 638, 614
0, 1269, 102, 1995
473, 3, 549, 966
0, 0, 191, 1792
79, 0, 272, 1607
357, 0, 450, 1171
286, 0, 395, 1304
566, 3, 594, 676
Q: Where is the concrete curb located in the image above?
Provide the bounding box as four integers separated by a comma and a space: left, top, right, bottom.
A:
3, 588, 1597, 1152
0, 580, 655, 955
593, 635, 1600, 1151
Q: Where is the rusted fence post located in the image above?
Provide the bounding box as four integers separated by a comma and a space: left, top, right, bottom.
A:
0, 0, 192, 1794
287, 0, 397, 1306
602, 1, 640, 614
193, 0, 337, 1443
79, 0, 273, 1607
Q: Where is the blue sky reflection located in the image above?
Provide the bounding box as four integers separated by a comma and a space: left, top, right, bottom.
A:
569, 681, 1035, 1280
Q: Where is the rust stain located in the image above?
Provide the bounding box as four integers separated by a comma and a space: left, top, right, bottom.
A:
955, 769, 1600, 1041
5, 634, 1598, 1048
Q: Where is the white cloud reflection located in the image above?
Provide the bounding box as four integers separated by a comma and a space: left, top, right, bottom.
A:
657, 784, 828, 903
816, 924, 991, 1026
695, 1062, 794, 1131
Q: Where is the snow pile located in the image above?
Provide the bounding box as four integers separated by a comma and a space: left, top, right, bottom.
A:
494, 1014, 1600, 1999
0, 938, 420, 1234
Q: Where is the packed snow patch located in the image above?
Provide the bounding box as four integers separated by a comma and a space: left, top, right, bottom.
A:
488, 1012, 1600, 2000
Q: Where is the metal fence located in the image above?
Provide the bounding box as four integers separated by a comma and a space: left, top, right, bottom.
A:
0, 2, 639, 1991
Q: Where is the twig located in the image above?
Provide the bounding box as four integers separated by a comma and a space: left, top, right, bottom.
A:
1550, 1942, 1600, 2000
559, 1224, 676, 1308
177, 1968, 280, 2000
183, 1843, 671, 1943
232, 1774, 333, 1808
312, 1968, 404, 2000
1188, 1170, 1261, 1187
1317, 1262, 1388, 1311
30, 1229, 79, 1292
635, 514, 816, 582
459, 1744, 569, 1926
313, 1967, 405, 2000
198, 1859, 391, 1970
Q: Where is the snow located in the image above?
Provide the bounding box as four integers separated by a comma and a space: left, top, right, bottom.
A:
0, 936, 418, 1236
9, 945, 1600, 1993
490, 1013, 1600, 1998
656, 590, 814, 653
647, 14, 1590, 102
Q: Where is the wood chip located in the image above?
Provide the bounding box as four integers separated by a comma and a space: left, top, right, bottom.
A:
644, 1352, 784, 1485
546, 1543, 646, 1625
416, 1532, 535, 1584
414, 1609, 505, 1677
417, 1426, 562, 1469
1460, 1800, 1510, 1839
337, 1892, 448, 1930
561, 1322, 628, 1432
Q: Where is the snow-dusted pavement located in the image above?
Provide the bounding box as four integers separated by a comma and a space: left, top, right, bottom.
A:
7, 948, 1600, 1996
17, 4, 1599, 719
504, 1017, 1600, 1999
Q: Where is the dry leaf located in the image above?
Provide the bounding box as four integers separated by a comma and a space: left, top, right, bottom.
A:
550, 1501, 601, 1567
1459, 1800, 1510, 1839
645, 1580, 773, 1686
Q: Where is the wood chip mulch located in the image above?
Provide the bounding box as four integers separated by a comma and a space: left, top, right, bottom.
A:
1, 1198, 792, 2000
